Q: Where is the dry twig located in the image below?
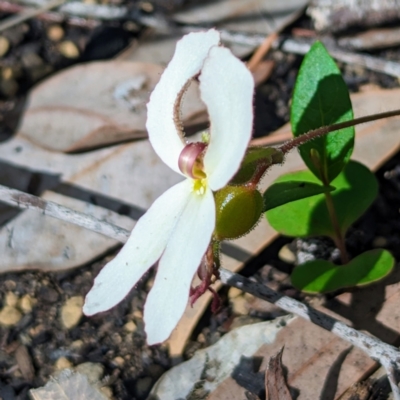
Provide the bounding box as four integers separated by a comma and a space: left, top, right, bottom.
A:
0, 0, 100, 28
0, 0, 66, 33
0, 183, 400, 398
217, 30, 400, 78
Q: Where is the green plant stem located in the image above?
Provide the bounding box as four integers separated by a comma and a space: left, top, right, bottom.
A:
278, 109, 400, 155
246, 109, 400, 263
323, 188, 349, 264
250, 109, 400, 188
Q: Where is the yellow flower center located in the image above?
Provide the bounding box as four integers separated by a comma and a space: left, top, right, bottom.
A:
193, 178, 208, 195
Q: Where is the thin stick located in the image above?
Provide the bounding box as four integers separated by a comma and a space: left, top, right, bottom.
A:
1, 183, 400, 396
9, 0, 128, 20
0, 0, 66, 33
218, 268, 400, 399
0, 1, 100, 28
215, 30, 400, 78
0, 186, 130, 243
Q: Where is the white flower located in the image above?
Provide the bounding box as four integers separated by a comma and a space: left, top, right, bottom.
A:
83, 29, 254, 345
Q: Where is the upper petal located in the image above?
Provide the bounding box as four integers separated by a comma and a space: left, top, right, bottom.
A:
201, 46, 254, 191
83, 179, 192, 316
144, 187, 215, 345
146, 29, 220, 174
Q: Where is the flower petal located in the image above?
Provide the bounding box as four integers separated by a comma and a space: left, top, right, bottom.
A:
146, 29, 220, 174
83, 179, 192, 316
201, 46, 254, 190
144, 188, 215, 345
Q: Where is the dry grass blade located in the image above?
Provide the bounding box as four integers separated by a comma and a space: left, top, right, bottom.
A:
247, 33, 278, 72
265, 347, 292, 400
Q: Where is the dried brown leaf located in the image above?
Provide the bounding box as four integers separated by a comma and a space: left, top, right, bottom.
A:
337, 381, 371, 400
265, 347, 292, 400
18, 60, 206, 152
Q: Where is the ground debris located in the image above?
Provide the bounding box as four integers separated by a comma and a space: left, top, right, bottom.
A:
308, 0, 400, 32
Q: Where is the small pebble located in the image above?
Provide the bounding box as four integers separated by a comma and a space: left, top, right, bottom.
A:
4, 280, 16, 291
123, 21, 140, 32
58, 41, 80, 59
111, 333, 122, 345
5, 292, 18, 307
60, 296, 84, 329
46, 24, 64, 42
112, 356, 125, 367
100, 386, 113, 399
372, 236, 388, 248
19, 294, 35, 314
70, 339, 83, 349
230, 296, 248, 315
2, 67, 12, 80
21, 52, 43, 69
228, 286, 243, 299
55, 357, 72, 370
197, 332, 206, 343
0, 306, 22, 326
123, 321, 137, 333
0, 36, 10, 57
139, 1, 154, 12
28, 324, 45, 337
278, 244, 296, 264
76, 362, 104, 384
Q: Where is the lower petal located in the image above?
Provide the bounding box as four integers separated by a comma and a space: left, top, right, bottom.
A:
83, 179, 192, 316
144, 187, 215, 345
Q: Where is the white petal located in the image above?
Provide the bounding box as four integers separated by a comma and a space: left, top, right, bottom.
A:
146, 29, 220, 174
201, 46, 254, 190
144, 188, 215, 345
83, 179, 192, 316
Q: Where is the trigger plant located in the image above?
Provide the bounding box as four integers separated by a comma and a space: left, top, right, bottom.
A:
83, 29, 254, 345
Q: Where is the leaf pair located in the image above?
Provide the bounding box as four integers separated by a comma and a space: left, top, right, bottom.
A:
264, 41, 394, 292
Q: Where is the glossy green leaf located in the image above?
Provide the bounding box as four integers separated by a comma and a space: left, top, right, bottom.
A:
263, 181, 335, 212
265, 160, 378, 238
291, 41, 354, 183
291, 249, 394, 293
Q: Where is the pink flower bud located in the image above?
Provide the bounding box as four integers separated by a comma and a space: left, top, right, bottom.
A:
178, 142, 207, 179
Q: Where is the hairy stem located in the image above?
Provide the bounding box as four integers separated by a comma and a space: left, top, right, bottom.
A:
278, 109, 400, 155
323, 189, 349, 264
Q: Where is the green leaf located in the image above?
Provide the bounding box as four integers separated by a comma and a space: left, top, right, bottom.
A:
230, 147, 284, 185
263, 181, 335, 212
291, 41, 354, 183
291, 249, 394, 293
265, 160, 378, 238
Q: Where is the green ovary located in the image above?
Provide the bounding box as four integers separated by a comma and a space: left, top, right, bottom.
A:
214, 186, 263, 240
